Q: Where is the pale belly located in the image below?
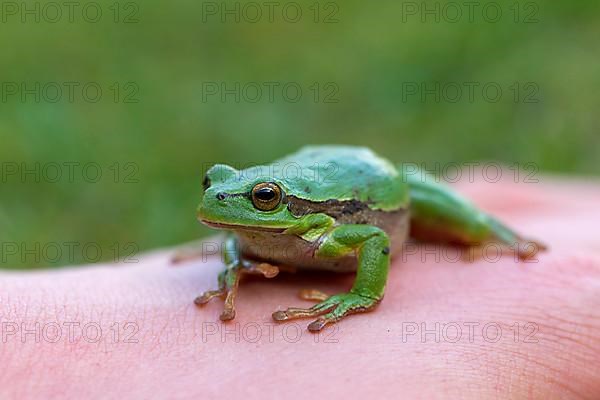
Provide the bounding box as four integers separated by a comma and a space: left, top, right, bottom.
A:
235, 210, 409, 273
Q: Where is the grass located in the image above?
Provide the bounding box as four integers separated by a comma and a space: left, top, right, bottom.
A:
0, 0, 598, 268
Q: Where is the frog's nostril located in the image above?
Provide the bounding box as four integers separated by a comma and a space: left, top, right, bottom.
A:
216, 192, 227, 201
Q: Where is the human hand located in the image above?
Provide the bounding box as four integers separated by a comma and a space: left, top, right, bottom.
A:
1, 177, 599, 399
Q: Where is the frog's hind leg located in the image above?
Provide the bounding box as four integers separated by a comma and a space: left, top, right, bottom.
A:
273, 225, 389, 332
406, 172, 547, 260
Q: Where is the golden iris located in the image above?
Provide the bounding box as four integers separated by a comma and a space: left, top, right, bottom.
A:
251, 182, 282, 211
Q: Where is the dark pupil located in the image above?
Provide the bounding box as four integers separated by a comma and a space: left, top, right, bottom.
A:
255, 187, 275, 201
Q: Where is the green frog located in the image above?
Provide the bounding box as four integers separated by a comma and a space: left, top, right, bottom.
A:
188, 145, 545, 332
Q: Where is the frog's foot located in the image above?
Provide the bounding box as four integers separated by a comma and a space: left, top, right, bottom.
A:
272, 291, 380, 332
195, 261, 281, 321
194, 268, 239, 321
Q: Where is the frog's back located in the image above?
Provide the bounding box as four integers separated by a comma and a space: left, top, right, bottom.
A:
272, 145, 408, 211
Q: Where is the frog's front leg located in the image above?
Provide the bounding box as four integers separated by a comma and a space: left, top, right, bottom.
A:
273, 225, 390, 332
195, 235, 279, 321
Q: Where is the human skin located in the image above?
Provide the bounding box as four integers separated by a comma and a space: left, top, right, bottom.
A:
0, 177, 599, 399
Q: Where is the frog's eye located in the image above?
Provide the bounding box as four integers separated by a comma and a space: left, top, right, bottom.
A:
251, 182, 282, 211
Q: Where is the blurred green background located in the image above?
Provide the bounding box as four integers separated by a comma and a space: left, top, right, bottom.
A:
1, 0, 598, 268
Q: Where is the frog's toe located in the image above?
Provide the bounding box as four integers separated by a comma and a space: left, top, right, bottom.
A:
307, 318, 329, 332
298, 288, 330, 302
306, 293, 380, 332
195, 286, 239, 321
219, 308, 236, 321
243, 261, 280, 278
272, 300, 337, 322
194, 290, 224, 305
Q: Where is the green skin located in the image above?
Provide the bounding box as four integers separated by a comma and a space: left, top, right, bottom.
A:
193, 145, 545, 332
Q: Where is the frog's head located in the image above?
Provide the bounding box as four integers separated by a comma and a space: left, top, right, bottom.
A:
197, 164, 298, 232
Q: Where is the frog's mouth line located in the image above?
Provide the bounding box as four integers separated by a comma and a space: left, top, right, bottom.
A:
200, 219, 287, 233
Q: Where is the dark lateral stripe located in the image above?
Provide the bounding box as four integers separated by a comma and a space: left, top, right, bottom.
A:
285, 195, 372, 218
